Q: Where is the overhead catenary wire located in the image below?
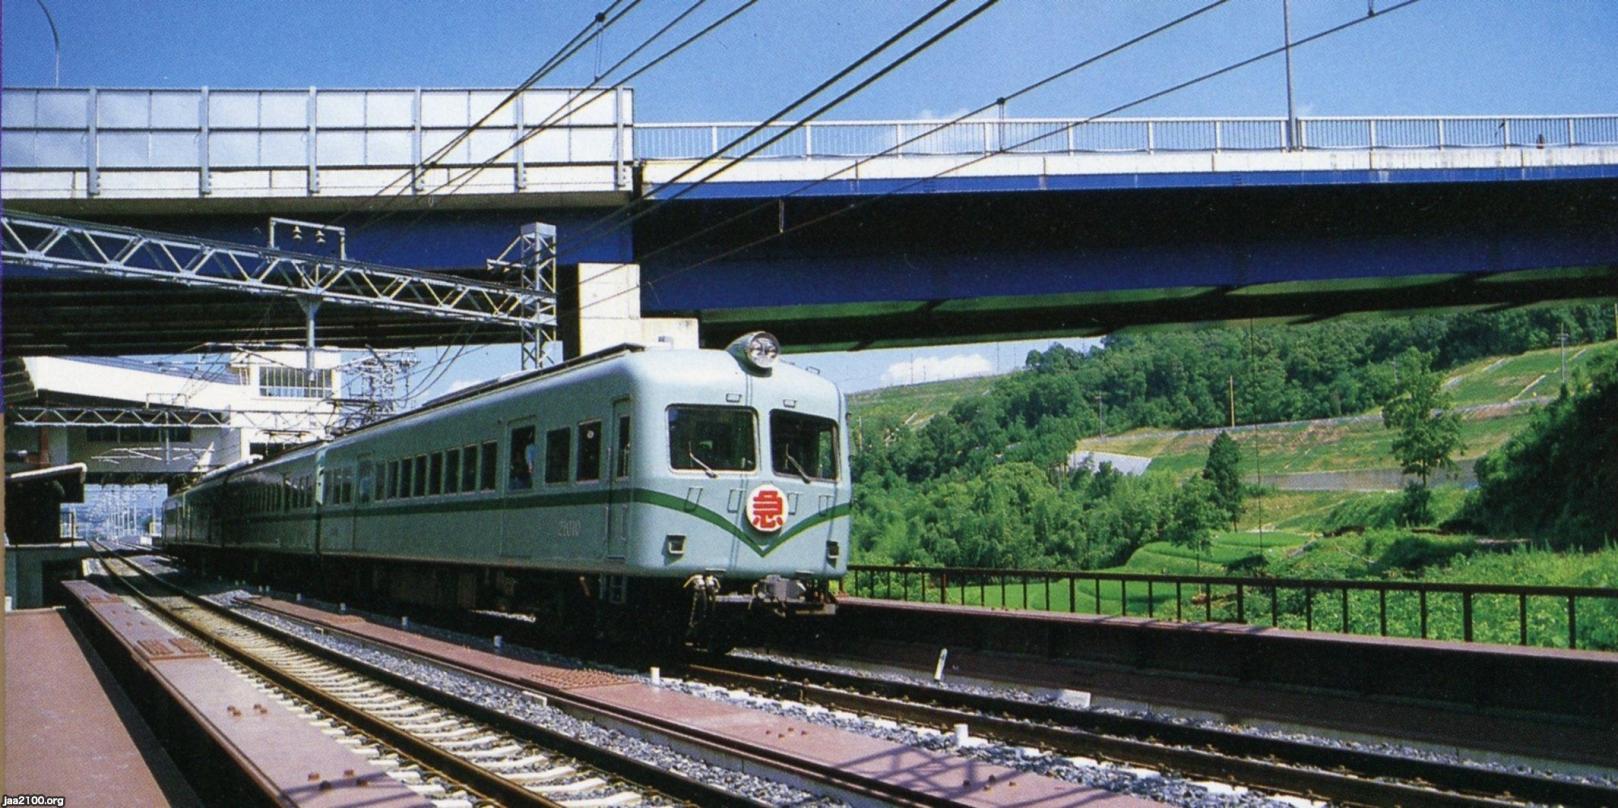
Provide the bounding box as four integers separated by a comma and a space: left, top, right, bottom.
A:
354, 0, 726, 249
567, 0, 1426, 324
562, 0, 1235, 304
402, 0, 759, 208
336, 1, 755, 394
565, 0, 987, 248
333, 0, 642, 230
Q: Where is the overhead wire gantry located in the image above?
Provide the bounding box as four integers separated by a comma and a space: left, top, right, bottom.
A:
0, 211, 558, 364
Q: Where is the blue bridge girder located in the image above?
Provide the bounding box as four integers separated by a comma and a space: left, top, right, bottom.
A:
3, 86, 1616, 354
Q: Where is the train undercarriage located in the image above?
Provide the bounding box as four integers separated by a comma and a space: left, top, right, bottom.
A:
168, 545, 837, 650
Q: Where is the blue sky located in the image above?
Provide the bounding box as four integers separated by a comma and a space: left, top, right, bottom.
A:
5, 0, 1616, 395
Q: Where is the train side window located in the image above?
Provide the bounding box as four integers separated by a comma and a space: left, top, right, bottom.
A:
615, 416, 631, 479
414, 455, 428, 497
398, 459, 412, 499
480, 441, 498, 490
445, 448, 461, 494
577, 421, 602, 482
461, 444, 478, 492
429, 452, 444, 496
544, 427, 571, 484
509, 426, 537, 490
359, 462, 374, 504
342, 468, 354, 504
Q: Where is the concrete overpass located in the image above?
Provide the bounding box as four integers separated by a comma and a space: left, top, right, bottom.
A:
3, 86, 1615, 353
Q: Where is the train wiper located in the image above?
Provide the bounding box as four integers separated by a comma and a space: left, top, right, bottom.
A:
687, 451, 718, 479
783, 452, 812, 484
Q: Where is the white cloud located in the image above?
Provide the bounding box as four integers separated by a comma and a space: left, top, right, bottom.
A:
445, 379, 481, 394
880, 353, 994, 386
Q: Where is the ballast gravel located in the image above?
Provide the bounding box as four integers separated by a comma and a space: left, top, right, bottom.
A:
732, 647, 1618, 790
209, 588, 1300, 808
208, 592, 835, 808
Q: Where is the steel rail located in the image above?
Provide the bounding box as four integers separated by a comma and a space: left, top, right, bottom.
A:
216, 586, 1022, 806
91, 551, 670, 808
97, 550, 769, 808
686, 656, 1617, 807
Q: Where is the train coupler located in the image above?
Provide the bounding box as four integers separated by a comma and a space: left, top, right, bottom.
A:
747, 575, 837, 617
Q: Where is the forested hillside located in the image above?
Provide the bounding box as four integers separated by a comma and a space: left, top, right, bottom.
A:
850, 305, 1614, 569
1462, 351, 1618, 548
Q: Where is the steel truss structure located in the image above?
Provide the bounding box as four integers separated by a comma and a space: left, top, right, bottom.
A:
484, 222, 558, 369
9, 406, 231, 428
8, 405, 336, 439
1, 212, 556, 330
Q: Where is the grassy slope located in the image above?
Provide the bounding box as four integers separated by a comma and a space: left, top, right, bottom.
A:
848, 375, 998, 426
1078, 340, 1618, 484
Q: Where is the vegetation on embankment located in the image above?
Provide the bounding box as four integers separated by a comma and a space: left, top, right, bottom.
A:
844, 305, 1618, 647
849, 306, 1614, 568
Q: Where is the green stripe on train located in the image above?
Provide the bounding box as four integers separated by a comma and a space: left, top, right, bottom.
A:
217, 487, 850, 558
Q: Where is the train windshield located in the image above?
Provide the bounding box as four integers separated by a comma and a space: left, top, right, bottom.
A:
668, 406, 756, 472
770, 411, 839, 481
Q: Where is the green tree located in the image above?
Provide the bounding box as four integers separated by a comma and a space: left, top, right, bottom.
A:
1202, 431, 1244, 528
1381, 348, 1464, 523
1165, 476, 1225, 571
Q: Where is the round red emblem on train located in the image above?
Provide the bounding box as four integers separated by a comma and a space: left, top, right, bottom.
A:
745, 484, 787, 533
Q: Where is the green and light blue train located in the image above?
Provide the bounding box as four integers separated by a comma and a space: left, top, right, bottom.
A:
161, 333, 849, 643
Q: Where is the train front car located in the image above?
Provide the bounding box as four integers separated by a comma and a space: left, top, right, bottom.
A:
622, 332, 849, 644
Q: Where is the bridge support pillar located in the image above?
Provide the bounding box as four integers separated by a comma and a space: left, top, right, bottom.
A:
557, 262, 697, 360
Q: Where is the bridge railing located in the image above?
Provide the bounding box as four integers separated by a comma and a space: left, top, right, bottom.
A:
637, 115, 1618, 160
837, 563, 1618, 651
0, 87, 633, 195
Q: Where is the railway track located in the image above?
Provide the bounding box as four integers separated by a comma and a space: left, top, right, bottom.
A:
677, 652, 1618, 808
93, 551, 756, 808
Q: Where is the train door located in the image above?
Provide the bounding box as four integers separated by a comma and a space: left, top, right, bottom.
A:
312, 450, 326, 554
605, 399, 631, 560
349, 454, 372, 553
499, 418, 536, 559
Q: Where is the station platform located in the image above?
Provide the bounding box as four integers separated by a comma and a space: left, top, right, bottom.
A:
3, 607, 202, 806
56, 580, 430, 807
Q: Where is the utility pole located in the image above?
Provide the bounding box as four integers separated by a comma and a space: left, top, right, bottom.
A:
1282, 0, 1298, 150
1228, 375, 1236, 428
1559, 326, 1569, 387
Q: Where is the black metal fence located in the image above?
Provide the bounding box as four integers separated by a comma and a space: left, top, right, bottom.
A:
837, 565, 1618, 650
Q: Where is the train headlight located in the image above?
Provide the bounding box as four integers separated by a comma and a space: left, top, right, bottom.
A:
728, 331, 780, 372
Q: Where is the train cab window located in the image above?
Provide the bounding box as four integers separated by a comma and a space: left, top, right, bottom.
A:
461, 444, 478, 492
615, 416, 631, 479
429, 452, 444, 496
445, 449, 461, 494
414, 455, 428, 497
544, 428, 571, 484
480, 441, 498, 490
771, 411, 839, 481
668, 406, 756, 473
509, 426, 537, 490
